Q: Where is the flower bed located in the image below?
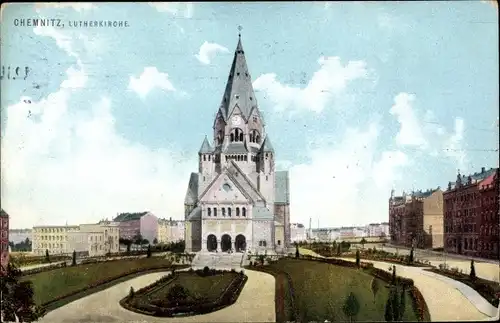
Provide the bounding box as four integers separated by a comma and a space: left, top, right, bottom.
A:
425, 268, 500, 307
121, 268, 248, 317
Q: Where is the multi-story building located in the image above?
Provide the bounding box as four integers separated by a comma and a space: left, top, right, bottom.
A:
366, 223, 389, 237
444, 167, 499, 259
31, 225, 80, 256
1, 209, 10, 273
157, 218, 185, 243
113, 211, 158, 243
8, 229, 32, 244
290, 223, 307, 242
380, 222, 390, 237
389, 187, 444, 249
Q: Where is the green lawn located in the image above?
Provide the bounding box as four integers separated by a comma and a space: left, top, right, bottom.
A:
266, 258, 418, 322
145, 271, 239, 303
22, 257, 173, 305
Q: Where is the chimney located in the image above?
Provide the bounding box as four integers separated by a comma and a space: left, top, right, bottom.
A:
482, 167, 485, 173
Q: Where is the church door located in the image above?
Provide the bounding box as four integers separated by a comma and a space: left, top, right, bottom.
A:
207, 234, 217, 252
235, 234, 246, 252
221, 234, 232, 252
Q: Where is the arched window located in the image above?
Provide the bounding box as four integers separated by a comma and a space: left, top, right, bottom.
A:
228, 208, 232, 217
222, 207, 226, 217
208, 155, 211, 161
203, 155, 206, 161
249, 130, 261, 143
242, 207, 246, 217
236, 207, 240, 216
213, 208, 217, 217
244, 155, 247, 161
231, 128, 244, 143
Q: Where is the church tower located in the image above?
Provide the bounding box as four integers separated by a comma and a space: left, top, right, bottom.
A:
210, 34, 273, 199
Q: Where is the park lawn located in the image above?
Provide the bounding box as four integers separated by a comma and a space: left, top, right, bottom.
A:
22, 257, 173, 305
146, 271, 239, 302
268, 258, 418, 322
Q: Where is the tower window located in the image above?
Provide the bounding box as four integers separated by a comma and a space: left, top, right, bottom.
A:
228, 208, 232, 217
235, 95, 239, 99
213, 208, 217, 217
208, 208, 211, 216
203, 155, 206, 161
245, 72, 248, 77
236, 207, 240, 216
249, 96, 253, 101
237, 72, 240, 76
253, 116, 257, 122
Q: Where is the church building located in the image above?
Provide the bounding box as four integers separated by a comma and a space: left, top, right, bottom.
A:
184, 35, 291, 254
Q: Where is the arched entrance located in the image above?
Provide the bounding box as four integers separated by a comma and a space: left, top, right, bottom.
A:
235, 234, 246, 252
207, 234, 217, 252
221, 234, 232, 252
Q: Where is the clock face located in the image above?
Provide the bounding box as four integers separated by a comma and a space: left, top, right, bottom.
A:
231, 115, 241, 126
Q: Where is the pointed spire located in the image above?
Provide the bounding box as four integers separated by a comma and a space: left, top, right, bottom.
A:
260, 135, 274, 153
218, 34, 257, 121
198, 136, 212, 154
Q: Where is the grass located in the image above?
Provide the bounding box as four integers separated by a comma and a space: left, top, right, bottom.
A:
21, 257, 174, 305
144, 271, 239, 303
264, 258, 418, 322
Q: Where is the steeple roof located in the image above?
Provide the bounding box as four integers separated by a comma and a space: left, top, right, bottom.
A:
260, 135, 274, 153
198, 136, 213, 154
218, 35, 257, 121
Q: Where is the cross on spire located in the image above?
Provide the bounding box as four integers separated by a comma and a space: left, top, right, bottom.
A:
238, 25, 242, 38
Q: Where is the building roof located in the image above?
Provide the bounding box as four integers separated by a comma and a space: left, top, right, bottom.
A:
448, 167, 498, 191
218, 36, 259, 121
260, 135, 275, 153
412, 187, 441, 199
186, 206, 201, 221
252, 206, 274, 220
479, 170, 497, 190
0, 209, 8, 218
274, 171, 290, 204
199, 136, 213, 154
224, 142, 248, 154
184, 173, 199, 205
113, 212, 149, 222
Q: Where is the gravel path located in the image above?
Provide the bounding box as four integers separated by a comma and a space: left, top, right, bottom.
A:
38, 269, 275, 323
299, 248, 492, 321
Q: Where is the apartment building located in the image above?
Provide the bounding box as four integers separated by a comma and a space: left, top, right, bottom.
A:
67, 221, 120, 257
290, 223, 307, 242
157, 218, 185, 243
444, 167, 499, 259
389, 187, 444, 249
1, 209, 9, 273
366, 223, 389, 237
113, 211, 158, 243
31, 225, 80, 256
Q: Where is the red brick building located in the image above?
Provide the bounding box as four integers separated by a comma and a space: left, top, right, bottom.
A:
1, 209, 10, 274
443, 167, 499, 260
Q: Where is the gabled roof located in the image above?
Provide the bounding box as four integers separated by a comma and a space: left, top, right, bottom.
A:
218, 36, 259, 121
184, 173, 199, 205
113, 212, 149, 222
0, 209, 8, 218
227, 160, 267, 203
199, 136, 213, 154
275, 171, 290, 204
186, 206, 201, 221
260, 135, 274, 153
253, 206, 274, 220
448, 167, 498, 190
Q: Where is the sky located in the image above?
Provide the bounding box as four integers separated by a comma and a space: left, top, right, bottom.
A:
1, 1, 498, 229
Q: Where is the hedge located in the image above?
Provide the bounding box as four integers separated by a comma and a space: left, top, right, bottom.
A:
21, 262, 68, 276
40, 264, 187, 310
121, 268, 247, 317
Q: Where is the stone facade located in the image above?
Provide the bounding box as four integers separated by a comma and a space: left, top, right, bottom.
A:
184, 36, 291, 254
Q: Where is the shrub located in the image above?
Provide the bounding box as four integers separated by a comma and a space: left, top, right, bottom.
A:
469, 259, 476, 281
166, 284, 189, 306
203, 266, 210, 276
129, 286, 135, 298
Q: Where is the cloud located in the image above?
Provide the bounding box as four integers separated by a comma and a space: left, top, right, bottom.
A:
389, 93, 427, 147
128, 67, 177, 99
148, 2, 194, 18
289, 122, 409, 227
253, 56, 369, 113
1, 24, 195, 229
195, 41, 229, 65
34, 3, 97, 12
390, 92, 466, 170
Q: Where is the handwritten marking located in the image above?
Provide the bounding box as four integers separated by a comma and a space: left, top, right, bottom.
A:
0, 66, 30, 80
